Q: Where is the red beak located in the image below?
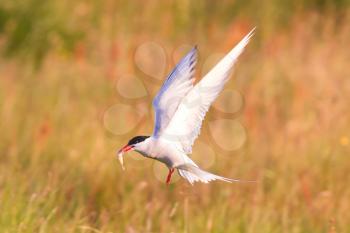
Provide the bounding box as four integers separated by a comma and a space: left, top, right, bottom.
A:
118, 145, 134, 154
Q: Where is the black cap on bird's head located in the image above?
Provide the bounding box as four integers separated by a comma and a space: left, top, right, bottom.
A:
118, 135, 150, 154
127, 136, 150, 146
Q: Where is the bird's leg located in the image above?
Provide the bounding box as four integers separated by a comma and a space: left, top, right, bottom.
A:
166, 168, 175, 185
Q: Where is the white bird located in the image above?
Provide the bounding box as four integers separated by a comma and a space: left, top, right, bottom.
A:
117, 28, 255, 185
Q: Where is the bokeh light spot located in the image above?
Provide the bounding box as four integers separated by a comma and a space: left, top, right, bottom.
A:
135, 42, 166, 80
209, 119, 246, 151
103, 104, 143, 135
213, 89, 244, 113
116, 74, 147, 99
191, 140, 216, 169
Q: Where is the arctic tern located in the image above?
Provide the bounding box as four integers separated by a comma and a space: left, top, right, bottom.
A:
117, 28, 255, 185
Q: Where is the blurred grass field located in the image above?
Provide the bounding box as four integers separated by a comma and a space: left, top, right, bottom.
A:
1, 0, 350, 232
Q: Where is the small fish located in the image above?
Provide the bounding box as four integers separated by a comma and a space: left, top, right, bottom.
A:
117, 151, 125, 170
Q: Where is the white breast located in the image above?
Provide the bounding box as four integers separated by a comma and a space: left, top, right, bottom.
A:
135, 137, 192, 168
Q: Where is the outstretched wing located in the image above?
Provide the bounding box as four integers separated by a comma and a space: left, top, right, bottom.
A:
152, 47, 197, 137
162, 29, 255, 153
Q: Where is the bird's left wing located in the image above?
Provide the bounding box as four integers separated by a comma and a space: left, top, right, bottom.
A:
162, 29, 255, 153
152, 47, 197, 137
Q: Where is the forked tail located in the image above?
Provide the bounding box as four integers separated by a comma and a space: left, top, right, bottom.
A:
176, 163, 241, 185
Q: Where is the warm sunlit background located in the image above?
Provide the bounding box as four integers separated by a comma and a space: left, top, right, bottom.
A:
1, 0, 350, 232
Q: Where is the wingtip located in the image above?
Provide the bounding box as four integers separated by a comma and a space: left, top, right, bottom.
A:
245, 27, 256, 40
190, 45, 198, 61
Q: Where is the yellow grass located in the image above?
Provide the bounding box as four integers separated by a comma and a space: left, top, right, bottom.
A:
0, 3, 350, 232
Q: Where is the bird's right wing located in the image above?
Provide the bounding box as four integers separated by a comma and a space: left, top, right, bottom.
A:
162, 29, 255, 153
152, 47, 197, 138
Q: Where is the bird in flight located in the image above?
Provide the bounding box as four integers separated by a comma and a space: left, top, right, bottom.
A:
117, 28, 255, 185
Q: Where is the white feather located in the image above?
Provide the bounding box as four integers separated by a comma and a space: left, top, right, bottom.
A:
152, 47, 197, 138
177, 164, 238, 185
161, 28, 255, 153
